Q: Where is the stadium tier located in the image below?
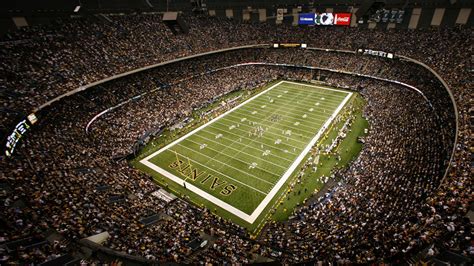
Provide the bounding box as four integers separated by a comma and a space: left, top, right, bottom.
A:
0, 4, 472, 266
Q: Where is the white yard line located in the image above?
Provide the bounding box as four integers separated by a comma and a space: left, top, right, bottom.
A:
254, 91, 345, 105
242, 87, 339, 120
280, 81, 352, 93
194, 129, 295, 162
278, 83, 349, 94
211, 119, 308, 146
182, 137, 287, 173
247, 98, 341, 116
167, 149, 269, 195
226, 89, 331, 134
276, 84, 347, 93
204, 124, 303, 152
186, 134, 292, 166
175, 144, 278, 183
192, 132, 293, 163
270, 89, 347, 104
140, 81, 352, 223
221, 113, 319, 135
237, 104, 327, 124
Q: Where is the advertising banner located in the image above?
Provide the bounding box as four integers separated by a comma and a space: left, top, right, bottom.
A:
298, 13, 315, 24
334, 13, 351, 25
298, 12, 351, 26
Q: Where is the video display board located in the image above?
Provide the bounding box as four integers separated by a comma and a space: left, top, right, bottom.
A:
298, 13, 351, 26
357, 48, 394, 59
4, 113, 37, 157
372, 9, 405, 23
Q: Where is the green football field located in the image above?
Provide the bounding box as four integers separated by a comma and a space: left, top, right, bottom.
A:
139, 80, 352, 225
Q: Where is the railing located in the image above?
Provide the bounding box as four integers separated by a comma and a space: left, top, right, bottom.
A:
35, 44, 269, 112
84, 61, 433, 134
397, 55, 458, 185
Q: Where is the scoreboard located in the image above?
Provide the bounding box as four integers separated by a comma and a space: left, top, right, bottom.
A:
371, 9, 405, 23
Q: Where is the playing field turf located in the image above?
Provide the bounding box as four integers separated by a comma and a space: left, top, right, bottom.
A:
140, 80, 352, 224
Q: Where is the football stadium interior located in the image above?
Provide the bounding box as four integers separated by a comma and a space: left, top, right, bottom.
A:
0, 0, 472, 265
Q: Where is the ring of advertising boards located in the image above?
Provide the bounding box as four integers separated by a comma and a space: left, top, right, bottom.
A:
298, 13, 351, 26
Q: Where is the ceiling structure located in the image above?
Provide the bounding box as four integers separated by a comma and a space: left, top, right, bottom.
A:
1, 1, 472, 15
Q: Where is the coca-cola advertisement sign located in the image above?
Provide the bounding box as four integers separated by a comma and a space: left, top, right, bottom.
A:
298, 12, 351, 26
334, 13, 351, 25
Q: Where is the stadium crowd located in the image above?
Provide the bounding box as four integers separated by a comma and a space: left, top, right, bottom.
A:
0, 12, 471, 264
262, 79, 449, 263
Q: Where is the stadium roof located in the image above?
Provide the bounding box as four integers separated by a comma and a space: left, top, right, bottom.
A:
1, 0, 472, 14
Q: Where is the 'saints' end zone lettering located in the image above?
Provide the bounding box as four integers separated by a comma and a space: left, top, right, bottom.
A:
169, 159, 238, 196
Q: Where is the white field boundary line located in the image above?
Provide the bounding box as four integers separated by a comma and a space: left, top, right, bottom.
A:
140, 81, 352, 223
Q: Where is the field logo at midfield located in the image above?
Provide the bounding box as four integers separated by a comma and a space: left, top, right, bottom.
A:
169, 158, 237, 196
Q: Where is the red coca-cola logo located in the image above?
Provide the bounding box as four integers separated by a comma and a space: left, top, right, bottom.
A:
334, 13, 351, 25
